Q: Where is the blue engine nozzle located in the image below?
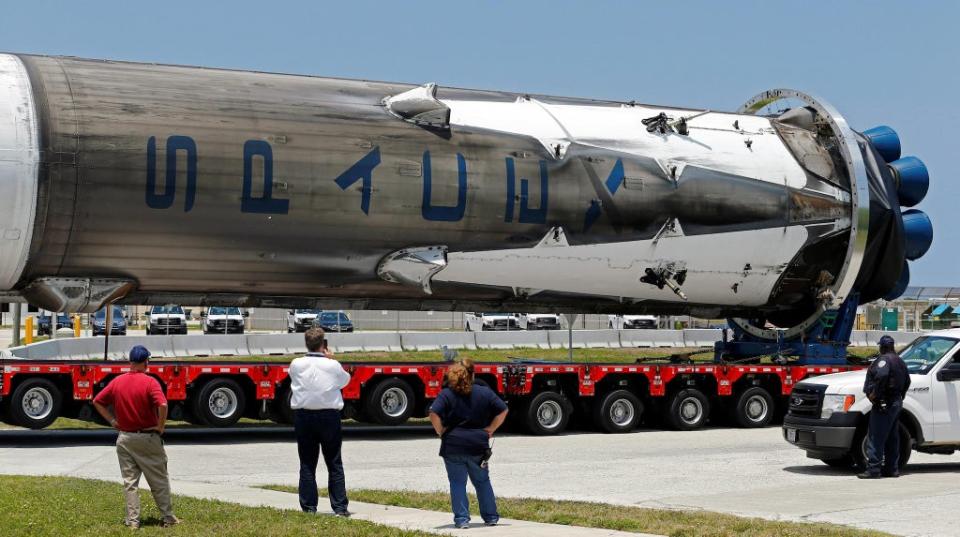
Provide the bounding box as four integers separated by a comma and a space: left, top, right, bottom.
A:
902, 208, 933, 260
863, 125, 901, 163
889, 156, 930, 207
883, 261, 910, 301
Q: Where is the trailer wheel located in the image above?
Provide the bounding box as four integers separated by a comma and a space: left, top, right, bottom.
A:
523, 391, 572, 435
270, 386, 294, 424
665, 388, 710, 430
851, 421, 912, 471
592, 390, 643, 433
193, 378, 246, 427
10, 378, 63, 429
733, 387, 774, 428
363, 378, 415, 425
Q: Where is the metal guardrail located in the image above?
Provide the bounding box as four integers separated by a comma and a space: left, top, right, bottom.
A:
0, 329, 925, 360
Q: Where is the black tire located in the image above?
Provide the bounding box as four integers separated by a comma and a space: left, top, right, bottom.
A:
851, 421, 913, 471
523, 391, 572, 435
271, 386, 294, 424
665, 388, 710, 430
363, 378, 415, 425
192, 378, 246, 427
592, 389, 643, 433
10, 378, 63, 429
733, 387, 775, 428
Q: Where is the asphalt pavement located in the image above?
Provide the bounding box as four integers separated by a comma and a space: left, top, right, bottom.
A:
2, 425, 959, 536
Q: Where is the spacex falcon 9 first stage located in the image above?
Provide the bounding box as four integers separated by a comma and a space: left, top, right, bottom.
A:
0, 53, 933, 349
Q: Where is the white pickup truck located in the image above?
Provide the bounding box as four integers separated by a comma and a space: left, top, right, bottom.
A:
287, 309, 320, 333
783, 329, 960, 470
608, 315, 658, 330
464, 312, 520, 331
145, 304, 188, 335
202, 306, 247, 335
518, 313, 561, 330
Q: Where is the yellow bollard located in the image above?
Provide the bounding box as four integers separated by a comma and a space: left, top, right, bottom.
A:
25, 316, 34, 344
74, 315, 81, 338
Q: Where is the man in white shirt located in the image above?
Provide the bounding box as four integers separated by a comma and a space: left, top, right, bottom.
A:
289, 327, 351, 515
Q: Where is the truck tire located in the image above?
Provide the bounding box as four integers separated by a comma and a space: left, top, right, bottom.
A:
271, 386, 294, 424
592, 389, 643, 433
733, 387, 774, 428
851, 421, 913, 471
193, 378, 246, 427
523, 391, 572, 435
363, 378, 415, 425
10, 378, 62, 429
665, 388, 710, 430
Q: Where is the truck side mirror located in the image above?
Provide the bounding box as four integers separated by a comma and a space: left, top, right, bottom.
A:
200, 311, 207, 318
243, 311, 250, 318
936, 365, 960, 382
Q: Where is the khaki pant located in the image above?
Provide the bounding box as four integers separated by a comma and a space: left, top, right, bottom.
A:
116, 432, 176, 524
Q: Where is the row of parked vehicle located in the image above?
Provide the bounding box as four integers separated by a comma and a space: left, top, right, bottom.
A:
34, 305, 255, 337
463, 313, 660, 331
286, 310, 355, 333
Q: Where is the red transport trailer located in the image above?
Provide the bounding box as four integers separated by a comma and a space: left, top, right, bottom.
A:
0, 358, 863, 433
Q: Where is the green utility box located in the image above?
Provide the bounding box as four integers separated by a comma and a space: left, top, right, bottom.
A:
881, 307, 899, 331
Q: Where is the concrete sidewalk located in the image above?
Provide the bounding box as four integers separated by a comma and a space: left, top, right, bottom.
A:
169, 479, 662, 536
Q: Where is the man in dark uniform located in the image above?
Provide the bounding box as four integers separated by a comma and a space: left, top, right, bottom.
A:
858, 335, 911, 479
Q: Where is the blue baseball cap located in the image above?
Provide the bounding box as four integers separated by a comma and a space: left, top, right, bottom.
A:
878, 335, 896, 348
129, 345, 151, 363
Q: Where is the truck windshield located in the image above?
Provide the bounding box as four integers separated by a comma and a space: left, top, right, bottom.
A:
296, 309, 320, 315
208, 307, 241, 316
152, 305, 183, 315
899, 336, 960, 374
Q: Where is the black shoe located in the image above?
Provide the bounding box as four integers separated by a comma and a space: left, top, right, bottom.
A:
881, 471, 901, 478
334, 511, 352, 518
857, 471, 881, 479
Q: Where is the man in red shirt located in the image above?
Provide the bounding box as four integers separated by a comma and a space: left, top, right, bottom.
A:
93, 345, 179, 529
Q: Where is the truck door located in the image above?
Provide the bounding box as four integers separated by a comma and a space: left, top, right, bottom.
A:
932, 350, 960, 442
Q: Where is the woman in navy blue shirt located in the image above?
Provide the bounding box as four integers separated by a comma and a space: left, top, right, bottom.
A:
429, 363, 508, 528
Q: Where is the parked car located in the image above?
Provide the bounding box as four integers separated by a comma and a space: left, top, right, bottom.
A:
287, 309, 320, 333
146, 304, 188, 335
518, 313, 561, 330
784, 330, 960, 471
609, 314, 659, 329
464, 312, 520, 331
313, 310, 354, 332
202, 307, 247, 334
37, 312, 72, 336
91, 305, 127, 336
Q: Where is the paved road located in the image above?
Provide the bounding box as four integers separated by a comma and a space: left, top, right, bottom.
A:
2, 425, 959, 536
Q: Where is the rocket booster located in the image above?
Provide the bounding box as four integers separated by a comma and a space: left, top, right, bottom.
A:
0, 54, 931, 333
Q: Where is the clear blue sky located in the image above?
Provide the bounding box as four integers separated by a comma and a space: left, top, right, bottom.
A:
2, 1, 957, 285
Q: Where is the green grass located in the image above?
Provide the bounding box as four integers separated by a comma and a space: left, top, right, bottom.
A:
261, 485, 892, 537
0, 475, 431, 537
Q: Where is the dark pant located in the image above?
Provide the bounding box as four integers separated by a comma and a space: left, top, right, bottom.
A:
866, 399, 902, 475
294, 409, 348, 513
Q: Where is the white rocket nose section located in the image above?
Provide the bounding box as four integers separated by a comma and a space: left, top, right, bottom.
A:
0, 54, 39, 291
